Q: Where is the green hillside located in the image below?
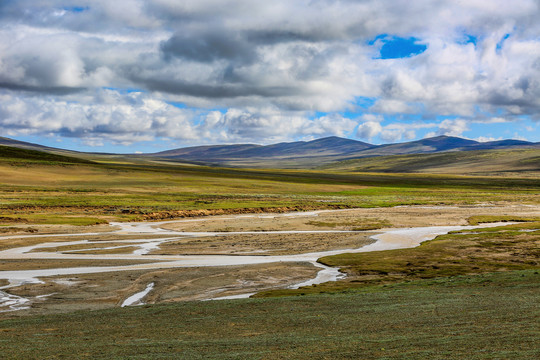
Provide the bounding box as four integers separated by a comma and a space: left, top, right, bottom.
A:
0, 145, 95, 165
320, 148, 540, 175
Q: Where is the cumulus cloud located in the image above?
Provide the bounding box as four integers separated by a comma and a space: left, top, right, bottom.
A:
436, 119, 470, 137
0, 89, 359, 146
1, 0, 540, 148
196, 108, 357, 144
0, 90, 198, 145
476, 136, 502, 142
356, 122, 382, 140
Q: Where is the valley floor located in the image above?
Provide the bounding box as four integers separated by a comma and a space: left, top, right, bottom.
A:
0, 204, 538, 316
0, 269, 538, 359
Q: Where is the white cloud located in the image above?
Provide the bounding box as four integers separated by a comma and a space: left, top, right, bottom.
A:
370, 99, 416, 114
476, 136, 502, 142
0, 90, 198, 145
437, 119, 469, 136
360, 114, 384, 123
356, 122, 382, 140
1, 1, 540, 147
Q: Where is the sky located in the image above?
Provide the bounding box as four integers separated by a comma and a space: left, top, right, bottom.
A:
0, 0, 539, 153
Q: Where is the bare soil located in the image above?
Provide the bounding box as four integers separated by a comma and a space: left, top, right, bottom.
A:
160, 203, 540, 232
5, 262, 319, 316
2, 204, 539, 317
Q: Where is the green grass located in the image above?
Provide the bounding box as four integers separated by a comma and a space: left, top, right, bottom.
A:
467, 215, 540, 225
306, 218, 391, 230
0, 214, 108, 226
0, 157, 538, 225
0, 145, 94, 165
0, 270, 538, 359
0, 144, 538, 228
320, 148, 540, 175
256, 221, 540, 297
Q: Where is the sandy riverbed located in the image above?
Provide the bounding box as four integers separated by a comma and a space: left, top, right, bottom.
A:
0, 204, 539, 316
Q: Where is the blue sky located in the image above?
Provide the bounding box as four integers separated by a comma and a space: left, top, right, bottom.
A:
0, 1, 539, 153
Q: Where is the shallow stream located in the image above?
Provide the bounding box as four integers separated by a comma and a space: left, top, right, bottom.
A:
0, 210, 513, 311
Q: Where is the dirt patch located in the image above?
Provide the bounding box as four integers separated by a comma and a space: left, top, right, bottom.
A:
150, 233, 374, 256
0, 233, 169, 252
160, 204, 540, 233
141, 205, 351, 221
0, 223, 113, 237
0, 216, 28, 223
30, 242, 143, 254
0, 259, 159, 271
3, 262, 319, 317
0, 226, 38, 234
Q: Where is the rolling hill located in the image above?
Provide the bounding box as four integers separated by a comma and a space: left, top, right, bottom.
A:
0, 144, 95, 165
154, 136, 373, 162
319, 148, 540, 175
1, 135, 539, 172
150, 135, 540, 168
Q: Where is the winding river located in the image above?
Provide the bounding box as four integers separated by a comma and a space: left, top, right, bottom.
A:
0, 211, 513, 312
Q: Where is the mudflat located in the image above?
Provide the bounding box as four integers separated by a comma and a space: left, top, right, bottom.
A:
1, 204, 539, 317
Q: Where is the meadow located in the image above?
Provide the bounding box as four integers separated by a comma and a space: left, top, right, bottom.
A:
0, 270, 538, 359
1, 145, 539, 227
0, 145, 539, 358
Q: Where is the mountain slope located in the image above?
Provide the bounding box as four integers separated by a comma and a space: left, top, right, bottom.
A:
320, 148, 540, 175
0, 145, 95, 165
0, 136, 56, 151
151, 135, 539, 168
154, 136, 373, 162
155, 144, 262, 159
1, 135, 538, 171
345, 135, 480, 157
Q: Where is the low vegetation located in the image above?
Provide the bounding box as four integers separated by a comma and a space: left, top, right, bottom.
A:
320, 148, 540, 175
256, 219, 540, 297
0, 270, 538, 359
0, 144, 538, 226
0, 145, 539, 358
306, 218, 391, 230
0, 145, 94, 165
467, 215, 540, 225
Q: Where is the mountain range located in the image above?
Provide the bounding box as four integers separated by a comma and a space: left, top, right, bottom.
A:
151, 135, 540, 168
1, 135, 539, 169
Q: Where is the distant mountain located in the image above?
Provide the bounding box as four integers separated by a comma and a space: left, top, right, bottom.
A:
244, 136, 374, 158
1, 134, 538, 169
472, 139, 536, 150
153, 136, 374, 162
156, 144, 262, 159
151, 135, 539, 167
0, 136, 56, 152
353, 136, 539, 158
346, 135, 479, 157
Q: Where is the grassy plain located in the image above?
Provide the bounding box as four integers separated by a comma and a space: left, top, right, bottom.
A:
1, 145, 539, 358
320, 148, 540, 175
256, 219, 540, 297
0, 270, 538, 359
1, 144, 539, 227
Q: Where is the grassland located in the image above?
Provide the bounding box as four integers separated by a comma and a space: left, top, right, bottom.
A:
255, 219, 540, 297
0, 269, 538, 359
1, 144, 539, 227
0, 145, 95, 165
320, 148, 540, 176
1, 145, 539, 358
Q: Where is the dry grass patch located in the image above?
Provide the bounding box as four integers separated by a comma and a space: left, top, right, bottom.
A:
150, 233, 375, 256
256, 221, 540, 297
